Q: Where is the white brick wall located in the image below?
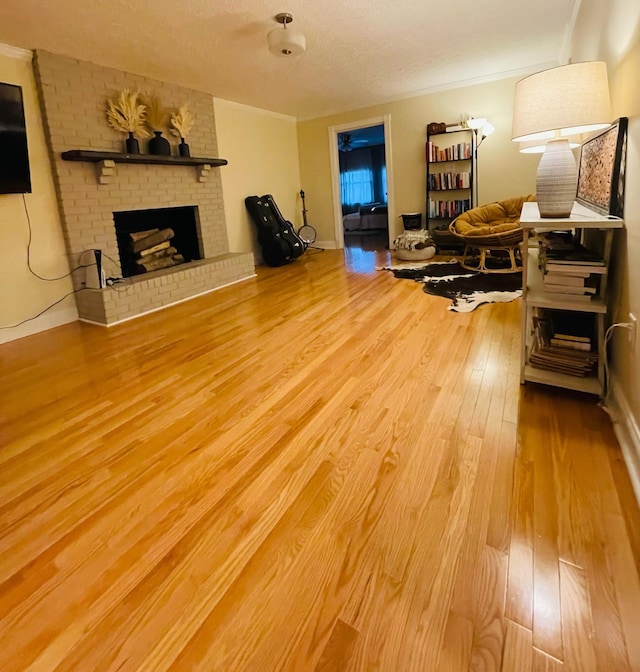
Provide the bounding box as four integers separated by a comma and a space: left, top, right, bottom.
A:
34, 50, 254, 324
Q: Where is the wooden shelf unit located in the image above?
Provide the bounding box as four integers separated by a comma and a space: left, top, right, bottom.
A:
425, 127, 474, 241
519, 201, 624, 397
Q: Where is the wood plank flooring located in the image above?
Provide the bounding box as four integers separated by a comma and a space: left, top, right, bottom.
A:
1, 247, 638, 671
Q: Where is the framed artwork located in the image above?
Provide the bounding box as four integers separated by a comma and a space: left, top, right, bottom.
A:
576, 117, 628, 217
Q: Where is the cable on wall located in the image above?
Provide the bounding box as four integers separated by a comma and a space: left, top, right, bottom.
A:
0, 288, 88, 330
600, 321, 635, 403
2, 196, 132, 328
21, 194, 91, 280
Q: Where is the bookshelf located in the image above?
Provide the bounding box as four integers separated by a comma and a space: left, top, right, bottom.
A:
425, 126, 473, 248
520, 201, 624, 397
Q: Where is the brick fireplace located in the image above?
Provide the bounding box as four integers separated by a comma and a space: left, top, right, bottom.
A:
34, 50, 255, 325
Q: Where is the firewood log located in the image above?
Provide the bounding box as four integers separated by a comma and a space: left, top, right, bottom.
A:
138, 241, 171, 257
131, 228, 174, 253
129, 228, 159, 242
136, 256, 178, 273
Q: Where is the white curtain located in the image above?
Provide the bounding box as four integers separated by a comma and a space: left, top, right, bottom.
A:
340, 168, 374, 206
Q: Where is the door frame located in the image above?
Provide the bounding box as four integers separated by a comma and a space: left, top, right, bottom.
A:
328, 114, 395, 250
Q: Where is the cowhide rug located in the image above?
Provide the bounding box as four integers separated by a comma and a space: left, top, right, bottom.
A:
378, 260, 522, 312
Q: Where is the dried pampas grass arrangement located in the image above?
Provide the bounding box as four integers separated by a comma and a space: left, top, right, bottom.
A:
106, 89, 149, 138
170, 105, 195, 140
143, 95, 167, 131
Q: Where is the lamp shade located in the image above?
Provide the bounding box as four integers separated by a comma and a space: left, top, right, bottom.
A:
519, 137, 580, 153
481, 121, 495, 137
511, 61, 611, 142
267, 26, 306, 56
466, 117, 486, 130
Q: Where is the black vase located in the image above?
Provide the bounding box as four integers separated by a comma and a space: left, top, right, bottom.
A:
148, 131, 171, 156
178, 138, 190, 158
125, 132, 139, 154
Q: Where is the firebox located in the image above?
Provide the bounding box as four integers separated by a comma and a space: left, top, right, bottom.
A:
113, 206, 202, 277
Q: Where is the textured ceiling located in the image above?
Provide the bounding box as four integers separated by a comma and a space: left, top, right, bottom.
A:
0, 0, 576, 120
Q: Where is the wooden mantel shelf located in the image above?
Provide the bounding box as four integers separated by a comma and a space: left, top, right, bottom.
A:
61, 150, 227, 184
61, 150, 227, 167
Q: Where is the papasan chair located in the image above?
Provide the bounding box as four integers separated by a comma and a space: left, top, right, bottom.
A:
449, 195, 536, 273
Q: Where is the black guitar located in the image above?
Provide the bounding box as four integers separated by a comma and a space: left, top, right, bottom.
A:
245, 194, 305, 267
264, 195, 307, 256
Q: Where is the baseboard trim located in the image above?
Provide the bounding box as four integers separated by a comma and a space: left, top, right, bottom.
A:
608, 378, 640, 505
78, 273, 256, 327
0, 304, 78, 345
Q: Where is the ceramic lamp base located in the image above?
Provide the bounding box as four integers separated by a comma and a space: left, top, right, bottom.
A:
536, 138, 577, 218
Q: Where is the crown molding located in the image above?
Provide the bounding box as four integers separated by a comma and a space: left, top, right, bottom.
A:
298, 61, 560, 122
213, 97, 296, 122
0, 42, 33, 61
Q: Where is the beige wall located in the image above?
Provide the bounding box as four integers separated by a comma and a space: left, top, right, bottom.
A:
214, 99, 300, 261
571, 1, 640, 462
297, 77, 540, 245
0, 49, 77, 344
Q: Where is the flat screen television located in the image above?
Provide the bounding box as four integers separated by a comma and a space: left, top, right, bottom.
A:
0, 82, 32, 194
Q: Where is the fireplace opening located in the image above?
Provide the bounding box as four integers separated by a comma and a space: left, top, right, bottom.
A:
113, 206, 203, 277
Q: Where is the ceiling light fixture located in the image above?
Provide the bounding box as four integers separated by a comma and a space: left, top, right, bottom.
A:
267, 13, 306, 57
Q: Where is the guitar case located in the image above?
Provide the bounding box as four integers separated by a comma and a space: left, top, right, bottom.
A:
245, 195, 306, 267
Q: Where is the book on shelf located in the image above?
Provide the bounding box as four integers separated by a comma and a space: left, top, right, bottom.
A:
529, 309, 597, 377
541, 292, 594, 303
545, 258, 605, 267
543, 284, 596, 295
543, 244, 605, 265
549, 337, 591, 351
543, 273, 587, 287
542, 264, 594, 276
552, 332, 590, 343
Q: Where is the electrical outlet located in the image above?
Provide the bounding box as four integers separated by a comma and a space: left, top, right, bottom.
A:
629, 313, 637, 349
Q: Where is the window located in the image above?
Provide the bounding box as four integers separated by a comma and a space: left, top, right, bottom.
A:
340, 168, 374, 206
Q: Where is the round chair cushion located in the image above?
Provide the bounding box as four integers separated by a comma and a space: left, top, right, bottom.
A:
452, 195, 535, 237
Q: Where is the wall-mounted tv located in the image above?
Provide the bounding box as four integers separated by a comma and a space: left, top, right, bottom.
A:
0, 82, 32, 194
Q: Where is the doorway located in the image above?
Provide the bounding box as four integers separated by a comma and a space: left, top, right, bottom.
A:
329, 115, 395, 253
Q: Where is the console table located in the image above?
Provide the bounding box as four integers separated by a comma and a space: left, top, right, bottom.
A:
519, 201, 624, 397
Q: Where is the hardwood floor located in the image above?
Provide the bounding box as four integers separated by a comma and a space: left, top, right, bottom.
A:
1, 248, 638, 671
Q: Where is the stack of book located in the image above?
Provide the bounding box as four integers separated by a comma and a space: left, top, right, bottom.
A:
542, 266, 598, 302
529, 309, 598, 377
538, 232, 604, 302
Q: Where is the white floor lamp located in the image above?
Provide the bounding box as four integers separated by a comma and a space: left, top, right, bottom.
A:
466, 117, 494, 207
